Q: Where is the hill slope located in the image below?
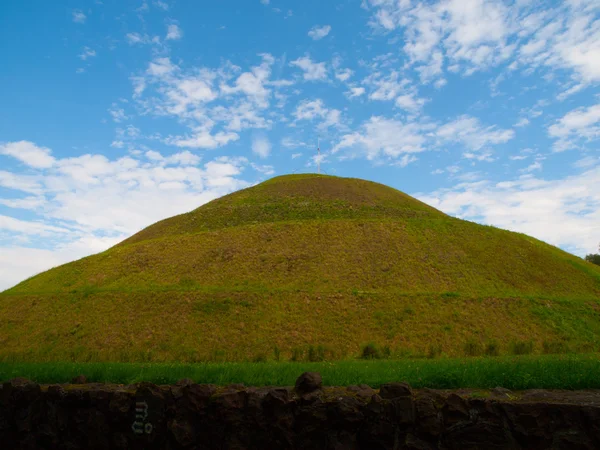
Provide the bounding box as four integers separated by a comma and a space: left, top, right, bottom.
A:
1, 174, 600, 362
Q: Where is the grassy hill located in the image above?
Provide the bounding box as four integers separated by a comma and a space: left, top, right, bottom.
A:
1, 174, 600, 363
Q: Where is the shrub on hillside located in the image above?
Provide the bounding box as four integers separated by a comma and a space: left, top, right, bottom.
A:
510, 340, 534, 355
585, 243, 600, 265
464, 339, 482, 357
485, 340, 500, 356
308, 345, 326, 362
584, 253, 600, 266
290, 347, 303, 362
252, 353, 267, 363
382, 345, 392, 358
427, 344, 442, 359
542, 340, 569, 354
360, 343, 381, 359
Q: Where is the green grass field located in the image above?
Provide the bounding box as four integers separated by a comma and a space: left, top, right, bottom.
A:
2, 355, 600, 390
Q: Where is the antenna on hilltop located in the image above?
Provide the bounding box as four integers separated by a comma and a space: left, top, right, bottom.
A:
317, 138, 321, 175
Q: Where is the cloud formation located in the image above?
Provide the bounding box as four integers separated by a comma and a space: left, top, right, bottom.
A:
290, 56, 328, 81
415, 165, 600, 256
308, 25, 331, 40
0, 141, 253, 290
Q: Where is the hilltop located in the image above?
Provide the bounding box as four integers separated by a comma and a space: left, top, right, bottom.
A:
1, 174, 600, 362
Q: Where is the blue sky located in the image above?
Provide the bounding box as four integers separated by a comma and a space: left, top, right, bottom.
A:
1, 0, 599, 290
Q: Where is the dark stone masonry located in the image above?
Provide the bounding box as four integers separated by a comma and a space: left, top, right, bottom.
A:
2, 372, 600, 449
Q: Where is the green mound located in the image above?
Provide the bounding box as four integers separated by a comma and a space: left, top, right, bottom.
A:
1, 174, 600, 362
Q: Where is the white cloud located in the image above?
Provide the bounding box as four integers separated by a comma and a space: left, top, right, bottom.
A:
292, 99, 342, 130
0, 215, 69, 236
281, 137, 307, 148
366, 0, 512, 79
396, 154, 418, 168
333, 114, 514, 162
333, 117, 431, 160
126, 32, 144, 44
154, 0, 169, 10
308, 25, 332, 40
442, 0, 512, 68
251, 134, 272, 159
436, 115, 515, 152
365, 0, 600, 86
251, 162, 275, 175
116, 125, 140, 140
290, 56, 328, 81
463, 150, 495, 162
260, 0, 270, 4
365, 70, 409, 101
0, 171, 42, 194
557, 83, 587, 101
293, 99, 327, 121
548, 103, 600, 151
0, 143, 253, 290
168, 129, 239, 149
166, 24, 183, 41
176, 78, 218, 104
125, 33, 145, 44
434, 78, 447, 89
147, 57, 176, 77
515, 118, 530, 127
573, 155, 600, 168
519, 154, 545, 173
346, 86, 366, 98
335, 68, 353, 82
72, 10, 86, 24
136, 55, 277, 144
126, 32, 160, 45
0, 141, 55, 169
395, 94, 427, 112
515, 4, 600, 85
137, 1, 149, 13
414, 166, 600, 257
362, 70, 426, 112
523, 160, 543, 172
211, 102, 271, 132
0, 196, 45, 210
169, 151, 201, 166
220, 54, 274, 107
0, 247, 95, 293
131, 53, 290, 154
144, 150, 201, 166
78, 47, 96, 60
108, 104, 128, 123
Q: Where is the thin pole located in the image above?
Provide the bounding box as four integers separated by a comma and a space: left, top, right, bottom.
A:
317, 138, 320, 174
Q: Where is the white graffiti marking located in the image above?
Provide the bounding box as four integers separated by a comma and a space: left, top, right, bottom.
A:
132, 400, 153, 435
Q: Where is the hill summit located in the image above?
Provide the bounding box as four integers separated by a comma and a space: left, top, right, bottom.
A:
2, 174, 600, 362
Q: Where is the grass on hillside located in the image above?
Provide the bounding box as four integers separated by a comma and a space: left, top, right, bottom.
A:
6, 219, 600, 297
118, 173, 444, 247
8, 174, 599, 298
2, 354, 600, 390
2, 291, 600, 363
2, 174, 600, 364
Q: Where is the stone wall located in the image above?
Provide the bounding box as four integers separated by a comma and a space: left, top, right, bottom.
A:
2, 372, 600, 449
